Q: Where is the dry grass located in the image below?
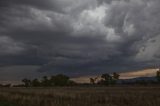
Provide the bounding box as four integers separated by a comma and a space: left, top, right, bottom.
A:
0, 86, 160, 106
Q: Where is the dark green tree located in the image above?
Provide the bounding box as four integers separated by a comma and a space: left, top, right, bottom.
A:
99, 73, 120, 85
22, 78, 31, 87
101, 73, 112, 85
41, 76, 50, 87
53, 74, 70, 86
112, 72, 120, 84
50, 75, 75, 86
32, 79, 41, 87
50, 75, 55, 86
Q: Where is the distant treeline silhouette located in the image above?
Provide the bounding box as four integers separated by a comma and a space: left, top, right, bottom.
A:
20, 74, 76, 87
0, 70, 160, 87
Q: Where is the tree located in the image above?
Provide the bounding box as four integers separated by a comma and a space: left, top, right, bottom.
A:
101, 73, 112, 81
32, 79, 40, 87
112, 72, 120, 84
22, 78, 31, 87
101, 73, 112, 85
50, 74, 74, 86
52, 74, 70, 86
50, 75, 56, 86
156, 70, 160, 82
90, 77, 98, 85
113, 72, 120, 80
90, 78, 95, 84
41, 76, 50, 87
98, 73, 120, 85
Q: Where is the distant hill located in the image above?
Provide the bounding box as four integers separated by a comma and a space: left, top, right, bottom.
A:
118, 76, 157, 84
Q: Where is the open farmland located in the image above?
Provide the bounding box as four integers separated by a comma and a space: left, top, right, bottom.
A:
0, 86, 160, 106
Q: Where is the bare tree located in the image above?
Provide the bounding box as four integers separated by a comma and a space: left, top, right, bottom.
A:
156, 69, 160, 82
90, 77, 98, 85
113, 72, 120, 80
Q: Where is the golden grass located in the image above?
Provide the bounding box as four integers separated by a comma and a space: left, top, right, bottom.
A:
0, 86, 160, 106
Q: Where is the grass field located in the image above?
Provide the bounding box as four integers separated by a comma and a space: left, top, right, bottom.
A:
0, 86, 160, 106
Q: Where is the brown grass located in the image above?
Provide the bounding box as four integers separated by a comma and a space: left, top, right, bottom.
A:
0, 86, 160, 106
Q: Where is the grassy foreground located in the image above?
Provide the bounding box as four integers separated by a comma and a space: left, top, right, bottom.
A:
0, 86, 160, 106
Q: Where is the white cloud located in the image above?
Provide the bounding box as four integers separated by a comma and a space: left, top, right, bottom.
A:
106, 28, 122, 42
72, 5, 107, 35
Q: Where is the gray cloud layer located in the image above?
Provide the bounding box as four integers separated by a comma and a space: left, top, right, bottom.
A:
0, 0, 160, 77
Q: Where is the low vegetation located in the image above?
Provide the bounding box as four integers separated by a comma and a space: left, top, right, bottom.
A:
0, 87, 160, 106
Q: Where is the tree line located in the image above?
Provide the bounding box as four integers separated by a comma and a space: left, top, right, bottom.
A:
21, 74, 76, 87
20, 73, 120, 87
0, 70, 160, 87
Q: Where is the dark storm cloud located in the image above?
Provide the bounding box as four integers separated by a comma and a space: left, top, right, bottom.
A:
98, 0, 130, 4
0, 0, 160, 78
103, 0, 160, 59
0, 0, 65, 13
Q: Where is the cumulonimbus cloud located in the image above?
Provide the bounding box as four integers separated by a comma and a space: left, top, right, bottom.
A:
0, 0, 160, 77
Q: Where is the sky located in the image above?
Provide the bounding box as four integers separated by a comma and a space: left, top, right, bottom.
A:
0, 0, 160, 82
